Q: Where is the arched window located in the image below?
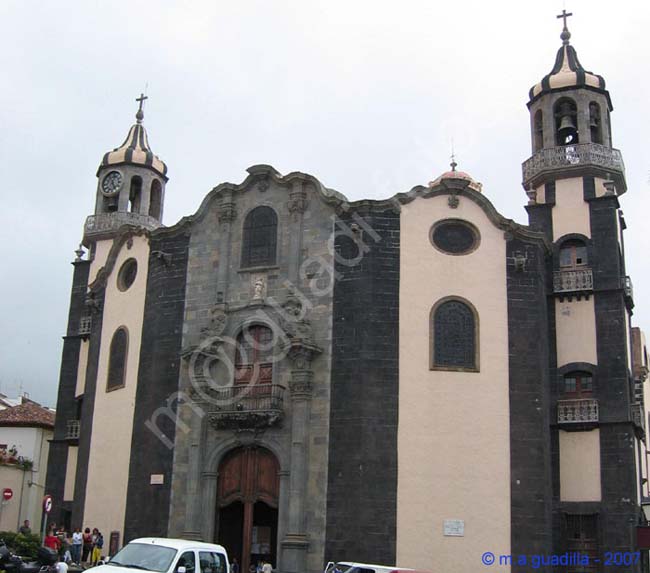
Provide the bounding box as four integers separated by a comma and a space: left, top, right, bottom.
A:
589, 102, 603, 144
534, 110, 544, 151
107, 327, 128, 391
554, 98, 579, 145
431, 298, 478, 371
241, 207, 278, 268
129, 176, 143, 213
234, 325, 274, 389
563, 371, 593, 397
149, 179, 162, 219
559, 240, 588, 268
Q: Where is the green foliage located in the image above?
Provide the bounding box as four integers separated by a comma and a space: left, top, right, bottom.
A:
0, 531, 42, 560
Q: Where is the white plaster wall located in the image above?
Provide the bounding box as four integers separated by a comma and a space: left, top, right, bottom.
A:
555, 299, 598, 366
559, 429, 601, 501
397, 193, 510, 573
83, 235, 149, 540
75, 341, 89, 397
0, 427, 52, 531
0, 426, 46, 469
552, 178, 591, 241
64, 446, 78, 502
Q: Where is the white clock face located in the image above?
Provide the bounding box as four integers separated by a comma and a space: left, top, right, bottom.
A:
101, 171, 123, 196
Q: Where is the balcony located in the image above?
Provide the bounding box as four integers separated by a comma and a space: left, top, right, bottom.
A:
623, 276, 634, 307
65, 419, 80, 440
558, 398, 599, 424
553, 268, 593, 294
632, 403, 646, 434
206, 383, 285, 430
522, 143, 625, 191
84, 212, 161, 239
78, 316, 92, 338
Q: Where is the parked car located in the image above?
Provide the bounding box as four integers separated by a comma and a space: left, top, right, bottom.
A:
324, 562, 431, 573
96, 538, 229, 573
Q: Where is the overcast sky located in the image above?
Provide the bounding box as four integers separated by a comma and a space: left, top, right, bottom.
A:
1, 1, 648, 407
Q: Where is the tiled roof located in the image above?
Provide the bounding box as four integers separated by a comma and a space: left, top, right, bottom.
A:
0, 402, 55, 429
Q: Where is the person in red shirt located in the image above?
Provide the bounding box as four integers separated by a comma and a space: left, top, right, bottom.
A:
44, 530, 61, 551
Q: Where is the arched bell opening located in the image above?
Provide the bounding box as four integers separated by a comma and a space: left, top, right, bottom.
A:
589, 102, 603, 144
554, 98, 579, 145
129, 175, 143, 213
534, 109, 544, 152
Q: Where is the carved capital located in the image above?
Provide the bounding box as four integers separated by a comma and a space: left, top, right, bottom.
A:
287, 342, 320, 370
288, 189, 308, 215
289, 370, 313, 398
217, 201, 237, 222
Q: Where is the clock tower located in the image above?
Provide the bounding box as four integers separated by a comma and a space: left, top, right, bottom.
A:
85, 94, 168, 245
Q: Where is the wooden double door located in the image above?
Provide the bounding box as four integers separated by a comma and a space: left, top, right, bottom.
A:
216, 447, 279, 573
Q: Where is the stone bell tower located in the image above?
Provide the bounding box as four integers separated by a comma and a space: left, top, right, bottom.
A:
523, 11, 640, 566
84, 94, 168, 245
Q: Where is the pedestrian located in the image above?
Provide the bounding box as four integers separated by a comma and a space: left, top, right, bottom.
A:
44, 529, 61, 552
91, 530, 103, 565
18, 519, 31, 535
261, 561, 272, 573
230, 558, 239, 573
71, 528, 82, 565
81, 528, 93, 563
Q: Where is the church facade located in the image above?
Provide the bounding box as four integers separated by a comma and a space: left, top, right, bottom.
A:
46, 19, 650, 573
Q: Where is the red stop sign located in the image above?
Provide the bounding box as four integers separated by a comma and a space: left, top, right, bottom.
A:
3, 488, 13, 501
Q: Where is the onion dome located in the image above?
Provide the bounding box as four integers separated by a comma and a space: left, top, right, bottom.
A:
529, 17, 606, 102
98, 96, 168, 179
429, 159, 483, 193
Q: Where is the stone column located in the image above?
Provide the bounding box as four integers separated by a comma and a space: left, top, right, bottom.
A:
276, 469, 290, 566
280, 345, 317, 573
182, 442, 203, 540
201, 471, 219, 542
216, 191, 236, 301
287, 180, 307, 284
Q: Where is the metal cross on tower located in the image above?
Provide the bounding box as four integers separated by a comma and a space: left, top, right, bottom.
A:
135, 93, 148, 122
556, 9, 573, 29
557, 9, 573, 45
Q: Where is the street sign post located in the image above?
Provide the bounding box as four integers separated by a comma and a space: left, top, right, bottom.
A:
41, 495, 52, 546
0, 488, 12, 527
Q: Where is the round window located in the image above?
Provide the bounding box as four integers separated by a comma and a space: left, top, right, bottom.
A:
431, 220, 480, 255
117, 258, 138, 291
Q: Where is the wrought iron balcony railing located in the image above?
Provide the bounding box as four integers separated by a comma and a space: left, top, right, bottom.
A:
205, 383, 285, 429
553, 268, 594, 293
623, 276, 634, 302
84, 212, 161, 238
65, 419, 80, 440
558, 398, 599, 424
522, 143, 625, 189
78, 316, 92, 337
632, 403, 645, 432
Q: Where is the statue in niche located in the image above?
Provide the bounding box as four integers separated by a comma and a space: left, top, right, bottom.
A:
253, 277, 265, 299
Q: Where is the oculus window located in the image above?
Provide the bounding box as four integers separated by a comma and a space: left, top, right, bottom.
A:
117, 258, 138, 291
431, 219, 480, 256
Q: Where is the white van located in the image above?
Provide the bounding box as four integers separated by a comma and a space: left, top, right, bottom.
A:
95, 538, 230, 573
324, 561, 430, 573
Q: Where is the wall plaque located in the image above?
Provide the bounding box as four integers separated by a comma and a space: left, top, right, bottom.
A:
150, 474, 164, 485
443, 519, 465, 536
